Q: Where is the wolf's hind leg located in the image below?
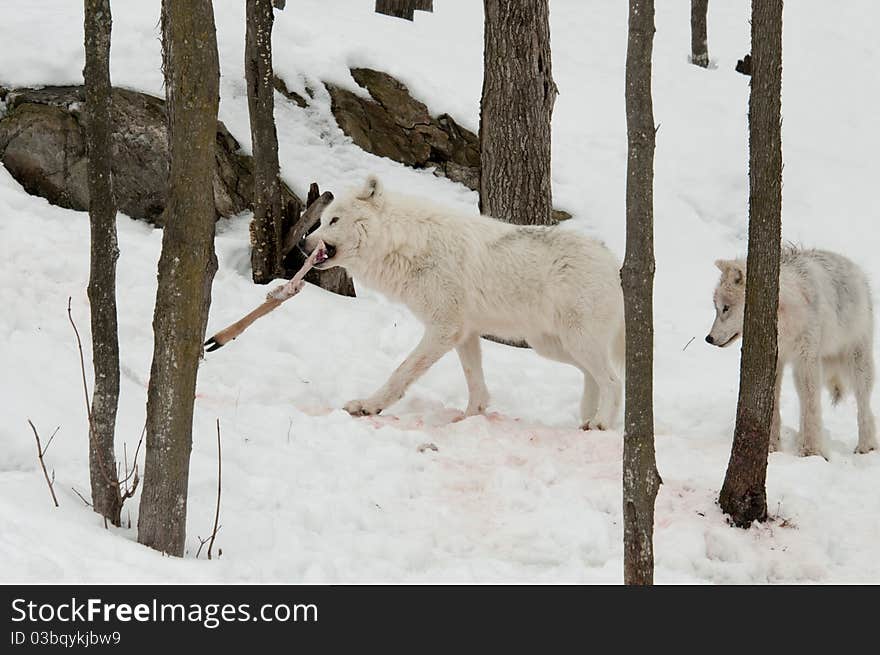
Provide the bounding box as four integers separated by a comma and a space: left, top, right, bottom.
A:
850, 341, 877, 453
527, 334, 597, 424
770, 363, 784, 452
560, 331, 621, 431
456, 334, 490, 416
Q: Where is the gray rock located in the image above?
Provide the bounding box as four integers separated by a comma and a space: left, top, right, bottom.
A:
323, 68, 481, 191
316, 68, 573, 221
0, 85, 300, 225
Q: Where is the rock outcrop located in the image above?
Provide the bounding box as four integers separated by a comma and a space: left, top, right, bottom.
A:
0, 85, 300, 225
319, 68, 570, 220
325, 68, 480, 191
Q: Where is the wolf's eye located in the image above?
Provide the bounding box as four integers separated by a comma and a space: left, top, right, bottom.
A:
722, 305, 730, 314
329, 216, 340, 226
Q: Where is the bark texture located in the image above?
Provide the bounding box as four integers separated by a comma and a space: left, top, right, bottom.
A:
84, 0, 122, 526
479, 0, 556, 225
374, 1, 432, 20
718, 0, 784, 528
621, 0, 662, 586
690, 0, 709, 67
137, 0, 221, 556
246, 0, 283, 284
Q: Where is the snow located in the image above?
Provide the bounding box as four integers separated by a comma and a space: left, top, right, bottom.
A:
1, 0, 879, 583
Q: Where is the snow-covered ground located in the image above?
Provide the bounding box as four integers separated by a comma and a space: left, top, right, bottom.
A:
1, 0, 878, 583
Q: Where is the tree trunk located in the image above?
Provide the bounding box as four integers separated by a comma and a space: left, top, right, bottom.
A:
246, 0, 283, 285
718, 0, 783, 528
84, 0, 123, 527
479, 0, 556, 226
375, 1, 433, 20
137, 0, 221, 556
621, 0, 662, 586
690, 0, 709, 68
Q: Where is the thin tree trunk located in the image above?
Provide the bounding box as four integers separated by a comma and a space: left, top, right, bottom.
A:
718, 0, 783, 528
138, 0, 220, 556
690, 0, 709, 68
479, 0, 556, 226
621, 0, 662, 586
84, 0, 122, 527
375, 1, 433, 20
246, 0, 283, 285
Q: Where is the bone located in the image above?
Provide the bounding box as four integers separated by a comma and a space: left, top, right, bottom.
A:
204, 240, 327, 352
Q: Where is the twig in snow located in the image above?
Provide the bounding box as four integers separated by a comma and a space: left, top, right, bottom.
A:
682, 336, 696, 351
28, 420, 59, 507
67, 299, 143, 519
72, 486, 93, 507
196, 419, 223, 560
67, 298, 118, 491
207, 419, 222, 560
118, 424, 145, 503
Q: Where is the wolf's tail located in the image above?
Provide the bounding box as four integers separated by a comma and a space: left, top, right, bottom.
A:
823, 356, 848, 405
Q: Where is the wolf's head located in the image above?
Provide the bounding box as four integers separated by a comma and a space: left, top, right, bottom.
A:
706, 259, 746, 347
304, 176, 385, 271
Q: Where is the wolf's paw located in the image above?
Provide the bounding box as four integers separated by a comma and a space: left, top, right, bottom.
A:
580, 420, 607, 431
855, 439, 877, 455
769, 436, 781, 453
464, 402, 488, 418
344, 399, 383, 417
800, 443, 829, 460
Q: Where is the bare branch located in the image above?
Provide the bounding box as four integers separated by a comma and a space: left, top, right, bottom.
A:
72, 487, 93, 507
28, 419, 59, 508
207, 418, 222, 560
68, 298, 117, 491
43, 426, 61, 455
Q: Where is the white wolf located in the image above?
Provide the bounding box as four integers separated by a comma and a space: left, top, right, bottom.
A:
303, 176, 625, 429
707, 247, 877, 457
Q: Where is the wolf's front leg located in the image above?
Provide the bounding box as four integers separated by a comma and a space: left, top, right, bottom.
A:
793, 354, 827, 458
345, 327, 459, 416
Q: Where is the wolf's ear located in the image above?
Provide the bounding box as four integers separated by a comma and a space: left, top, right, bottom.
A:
357, 175, 383, 203
715, 259, 744, 285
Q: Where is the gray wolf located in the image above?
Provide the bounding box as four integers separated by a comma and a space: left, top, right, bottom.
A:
707, 247, 877, 457
304, 176, 625, 429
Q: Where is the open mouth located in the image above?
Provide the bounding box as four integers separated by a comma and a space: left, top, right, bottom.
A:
313, 243, 336, 268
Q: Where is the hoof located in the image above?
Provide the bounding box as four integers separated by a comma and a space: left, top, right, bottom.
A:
344, 400, 382, 417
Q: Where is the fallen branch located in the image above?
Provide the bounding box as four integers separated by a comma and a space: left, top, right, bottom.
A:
205, 238, 329, 352
28, 420, 59, 507
281, 188, 333, 259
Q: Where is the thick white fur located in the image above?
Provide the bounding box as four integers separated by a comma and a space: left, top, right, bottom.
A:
305, 176, 625, 429
708, 247, 877, 457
